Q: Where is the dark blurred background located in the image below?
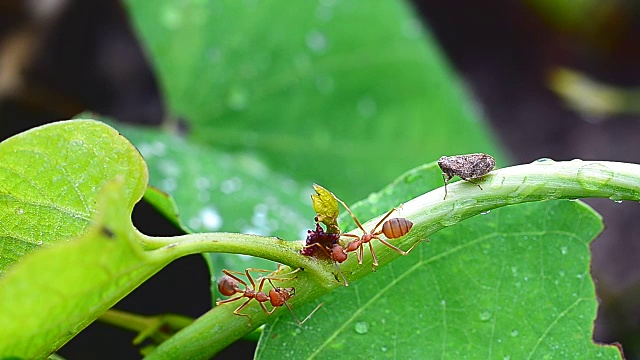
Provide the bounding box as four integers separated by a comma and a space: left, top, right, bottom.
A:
1, 0, 639, 358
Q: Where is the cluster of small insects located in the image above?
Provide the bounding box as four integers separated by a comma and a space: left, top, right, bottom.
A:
301, 189, 419, 286
218, 153, 495, 326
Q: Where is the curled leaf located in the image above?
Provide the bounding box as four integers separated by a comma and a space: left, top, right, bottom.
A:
311, 184, 340, 233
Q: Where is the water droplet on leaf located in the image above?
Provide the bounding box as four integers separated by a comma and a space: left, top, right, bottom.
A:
479, 311, 491, 321
306, 31, 328, 53
577, 163, 613, 191
354, 321, 369, 334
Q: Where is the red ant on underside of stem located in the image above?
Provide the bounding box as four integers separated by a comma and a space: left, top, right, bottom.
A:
216, 267, 322, 327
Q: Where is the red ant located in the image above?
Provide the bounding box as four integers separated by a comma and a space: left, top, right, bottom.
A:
301, 222, 349, 286
216, 267, 322, 327
333, 196, 419, 270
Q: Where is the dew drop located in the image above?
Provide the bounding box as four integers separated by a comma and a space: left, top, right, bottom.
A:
15, 208, 24, 215
158, 159, 180, 177
380, 346, 388, 352
356, 96, 377, 119
560, 246, 568, 255
533, 158, 555, 163
220, 177, 242, 194
195, 177, 211, 190
479, 311, 491, 321
315, 5, 334, 22
576, 163, 614, 191
610, 196, 623, 204
293, 53, 311, 71
200, 207, 223, 231
480, 210, 491, 215
354, 321, 369, 334
161, 6, 183, 29
226, 86, 249, 111
315, 74, 335, 94
36, 240, 43, 245
511, 329, 519, 337
207, 48, 221, 63
440, 214, 462, 227
306, 30, 328, 53
160, 178, 178, 192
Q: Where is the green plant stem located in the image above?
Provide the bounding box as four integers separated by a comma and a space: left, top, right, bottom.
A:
145, 160, 640, 360
140, 232, 337, 287
98, 309, 194, 345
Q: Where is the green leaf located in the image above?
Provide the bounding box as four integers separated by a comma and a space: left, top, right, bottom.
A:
0, 120, 147, 274
124, 0, 504, 200
0, 179, 173, 358
311, 183, 340, 233
257, 165, 622, 359
112, 122, 314, 295
115, 122, 311, 240
143, 186, 190, 232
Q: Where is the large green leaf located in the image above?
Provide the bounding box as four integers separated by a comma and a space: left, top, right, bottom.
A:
0, 179, 175, 358
124, 0, 503, 201
256, 164, 622, 359
113, 122, 314, 294
0, 120, 147, 274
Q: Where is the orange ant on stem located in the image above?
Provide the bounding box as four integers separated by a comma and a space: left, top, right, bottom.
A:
302, 240, 349, 286
333, 196, 420, 271
216, 267, 322, 327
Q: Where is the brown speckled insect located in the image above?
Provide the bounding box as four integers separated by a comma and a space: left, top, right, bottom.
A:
438, 153, 496, 200
216, 267, 321, 327
333, 196, 418, 271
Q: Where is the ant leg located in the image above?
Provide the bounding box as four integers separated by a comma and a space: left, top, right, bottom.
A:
284, 301, 324, 325
341, 233, 360, 240
376, 237, 422, 256
245, 268, 281, 290
462, 177, 483, 190
260, 301, 277, 315
332, 196, 367, 234
216, 295, 244, 305
367, 241, 379, 267
355, 243, 364, 264
233, 299, 254, 327
274, 267, 301, 279
301, 243, 348, 286
221, 269, 249, 288
370, 208, 397, 234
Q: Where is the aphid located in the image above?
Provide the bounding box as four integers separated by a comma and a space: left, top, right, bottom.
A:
301, 223, 349, 286
216, 267, 321, 327
333, 196, 418, 271
438, 153, 496, 200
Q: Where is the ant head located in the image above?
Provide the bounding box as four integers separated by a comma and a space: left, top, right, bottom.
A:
217, 275, 240, 296
269, 287, 294, 307
331, 244, 348, 263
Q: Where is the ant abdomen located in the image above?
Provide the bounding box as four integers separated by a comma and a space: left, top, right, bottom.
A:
218, 275, 241, 296
381, 218, 413, 239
